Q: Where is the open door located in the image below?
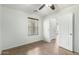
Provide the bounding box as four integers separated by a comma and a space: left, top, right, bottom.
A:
43, 17, 57, 42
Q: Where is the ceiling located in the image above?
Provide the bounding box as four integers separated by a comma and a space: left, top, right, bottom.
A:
2, 4, 41, 14
2, 4, 76, 16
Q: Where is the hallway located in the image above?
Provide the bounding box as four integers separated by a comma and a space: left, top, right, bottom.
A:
2, 39, 79, 55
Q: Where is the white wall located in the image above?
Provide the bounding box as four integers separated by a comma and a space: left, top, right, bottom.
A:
2, 6, 43, 50
0, 5, 2, 54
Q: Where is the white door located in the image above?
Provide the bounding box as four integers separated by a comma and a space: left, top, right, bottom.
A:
49, 18, 57, 40
58, 13, 73, 51
43, 19, 50, 42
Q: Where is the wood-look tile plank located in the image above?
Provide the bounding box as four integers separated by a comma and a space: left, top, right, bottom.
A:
2, 39, 79, 55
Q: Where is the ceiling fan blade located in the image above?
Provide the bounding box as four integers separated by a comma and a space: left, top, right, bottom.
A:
39, 4, 45, 10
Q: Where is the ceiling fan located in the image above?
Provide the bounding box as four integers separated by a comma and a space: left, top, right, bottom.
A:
33, 4, 55, 12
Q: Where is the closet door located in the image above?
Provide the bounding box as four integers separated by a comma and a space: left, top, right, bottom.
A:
58, 13, 73, 51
